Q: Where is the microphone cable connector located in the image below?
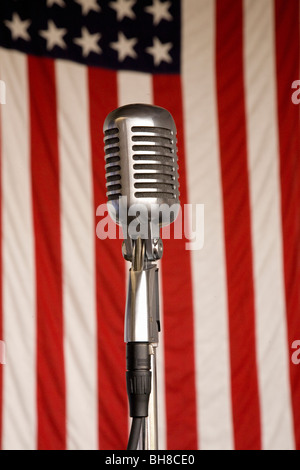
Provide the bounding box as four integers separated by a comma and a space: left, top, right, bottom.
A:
126, 342, 152, 419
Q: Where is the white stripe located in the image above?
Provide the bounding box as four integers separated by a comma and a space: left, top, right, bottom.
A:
243, 0, 295, 450
117, 71, 167, 449
56, 60, 98, 450
182, 0, 234, 449
118, 71, 153, 106
0, 49, 36, 449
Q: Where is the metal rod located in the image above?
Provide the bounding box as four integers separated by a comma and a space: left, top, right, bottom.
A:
138, 344, 158, 450
147, 345, 158, 449
126, 238, 160, 450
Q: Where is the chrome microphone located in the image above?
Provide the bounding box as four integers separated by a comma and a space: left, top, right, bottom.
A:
103, 104, 180, 450
103, 103, 180, 261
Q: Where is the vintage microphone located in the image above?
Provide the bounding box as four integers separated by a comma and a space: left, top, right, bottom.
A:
103, 104, 180, 450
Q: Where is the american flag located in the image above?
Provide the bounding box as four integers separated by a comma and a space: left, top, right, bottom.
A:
0, 0, 299, 450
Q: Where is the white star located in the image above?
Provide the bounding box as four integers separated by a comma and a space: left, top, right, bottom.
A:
39, 21, 67, 50
4, 13, 31, 41
74, 0, 101, 15
145, 0, 172, 25
109, 0, 136, 21
146, 37, 173, 66
110, 32, 138, 62
74, 27, 101, 57
47, 0, 66, 7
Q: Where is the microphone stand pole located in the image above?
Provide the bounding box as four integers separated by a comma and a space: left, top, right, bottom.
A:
123, 235, 162, 450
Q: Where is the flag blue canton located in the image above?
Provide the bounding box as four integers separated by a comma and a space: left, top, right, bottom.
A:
0, 0, 181, 74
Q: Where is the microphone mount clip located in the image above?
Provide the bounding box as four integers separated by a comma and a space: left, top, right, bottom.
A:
122, 233, 164, 264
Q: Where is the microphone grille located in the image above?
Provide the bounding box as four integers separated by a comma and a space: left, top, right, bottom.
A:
104, 127, 122, 201
103, 104, 180, 208
131, 125, 179, 201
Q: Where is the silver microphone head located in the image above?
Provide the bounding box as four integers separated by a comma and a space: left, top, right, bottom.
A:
103, 103, 180, 232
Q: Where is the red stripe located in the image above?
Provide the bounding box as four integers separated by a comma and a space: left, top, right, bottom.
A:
216, 0, 261, 450
28, 56, 65, 450
88, 67, 128, 450
275, 0, 300, 449
153, 75, 198, 450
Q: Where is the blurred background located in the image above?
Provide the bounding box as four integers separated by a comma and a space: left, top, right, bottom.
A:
0, 0, 299, 450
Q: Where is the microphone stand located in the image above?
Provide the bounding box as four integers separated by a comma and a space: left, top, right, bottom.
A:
123, 234, 163, 450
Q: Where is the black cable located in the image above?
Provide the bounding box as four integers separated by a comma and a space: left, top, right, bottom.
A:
126, 343, 151, 450
127, 417, 143, 450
